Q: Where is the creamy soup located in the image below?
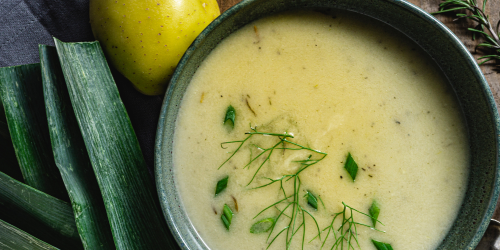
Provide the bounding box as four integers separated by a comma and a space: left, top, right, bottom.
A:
173, 11, 469, 250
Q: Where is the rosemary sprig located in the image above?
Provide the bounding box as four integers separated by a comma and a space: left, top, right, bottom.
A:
434, 0, 500, 65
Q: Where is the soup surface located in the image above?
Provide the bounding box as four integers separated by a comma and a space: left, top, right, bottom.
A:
173, 11, 469, 250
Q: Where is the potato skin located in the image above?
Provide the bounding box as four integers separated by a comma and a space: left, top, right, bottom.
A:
90, 0, 220, 95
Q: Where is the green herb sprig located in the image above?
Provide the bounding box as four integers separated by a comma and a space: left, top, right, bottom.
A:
220, 127, 327, 248
253, 175, 323, 250
434, 0, 500, 65
219, 127, 326, 186
219, 128, 386, 249
316, 202, 385, 250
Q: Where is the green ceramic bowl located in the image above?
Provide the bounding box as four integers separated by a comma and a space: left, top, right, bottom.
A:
155, 0, 500, 249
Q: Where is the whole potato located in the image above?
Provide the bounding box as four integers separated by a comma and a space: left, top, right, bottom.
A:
90, 0, 220, 95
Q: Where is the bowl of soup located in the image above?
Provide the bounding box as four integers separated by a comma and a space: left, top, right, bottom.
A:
155, 0, 500, 249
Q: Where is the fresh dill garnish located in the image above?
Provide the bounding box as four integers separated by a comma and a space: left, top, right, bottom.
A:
215, 176, 229, 196
372, 239, 394, 250
224, 105, 236, 129
221, 204, 234, 230
219, 128, 386, 248
218, 126, 326, 186
434, 0, 500, 65
344, 153, 358, 181
250, 218, 276, 234
316, 202, 385, 250
219, 127, 327, 248
369, 200, 381, 227
254, 175, 323, 250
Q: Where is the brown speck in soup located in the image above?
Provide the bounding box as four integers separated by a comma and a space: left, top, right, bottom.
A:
232, 196, 239, 212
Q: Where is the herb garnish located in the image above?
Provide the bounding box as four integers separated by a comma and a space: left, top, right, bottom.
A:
434, 0, 500, 65
219, 128, 386, 248
250, 218, 276, 234
306, 191, 319, 210
344, 153, 359, 181
316, 202, 385, 250
372, 239, 394, 250
224, 105, 236, 129
219, 127, 326, 186
220, 127, 327, 248
369, 200, 381, 227
221, 204, 234, 230
215, 176, 229, 196
253, 174, 322, 250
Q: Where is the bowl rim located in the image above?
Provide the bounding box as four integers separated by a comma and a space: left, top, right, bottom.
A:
155, 0, 500, 249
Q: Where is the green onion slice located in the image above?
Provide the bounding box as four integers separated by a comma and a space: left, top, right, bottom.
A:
306, 190, 318, 210
250, 218, 275, 234
215, 176, 229, 196
221, 204, 233, 230
224, 105, 236, 128
344, 152, 358, 181
369, 200, 381, 227
372, 239, 394, 250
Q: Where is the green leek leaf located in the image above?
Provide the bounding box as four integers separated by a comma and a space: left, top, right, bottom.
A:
0, 63, 68, 201
53, 38, 177, 249
0, 171, 82, 249
0, 218, 59, 250
0, 112, 23, 182
39, 45, 115, 250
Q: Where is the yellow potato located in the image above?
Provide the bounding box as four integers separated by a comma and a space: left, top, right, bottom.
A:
89, 0, 220, 95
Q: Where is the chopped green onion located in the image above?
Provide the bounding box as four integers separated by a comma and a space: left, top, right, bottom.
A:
215, 176, 229, 196
221, 204, 233, 230
221, 214, 230, 230
224, 105, 236, 129
372, 239, 394, 250
344, 152, 358, 181
369, 200, 381, 227
250, 218, 275, 234
306, 190, 318, 210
